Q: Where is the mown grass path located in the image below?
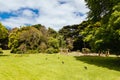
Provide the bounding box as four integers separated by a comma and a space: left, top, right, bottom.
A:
0, 51, 120, 80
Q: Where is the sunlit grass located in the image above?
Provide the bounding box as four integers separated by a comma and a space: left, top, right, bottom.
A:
0, 50, 119, 80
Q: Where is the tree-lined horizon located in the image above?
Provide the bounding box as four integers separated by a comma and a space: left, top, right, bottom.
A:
0, 0, 120, 55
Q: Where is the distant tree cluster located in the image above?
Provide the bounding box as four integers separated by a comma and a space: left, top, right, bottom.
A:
0, 24, 66, 54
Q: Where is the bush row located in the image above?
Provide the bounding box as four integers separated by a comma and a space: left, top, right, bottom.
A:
11, 48, 59, 54
0, 48, 3, 54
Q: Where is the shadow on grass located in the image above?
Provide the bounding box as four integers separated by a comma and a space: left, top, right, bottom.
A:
0, 54, 10, 57
74, 56, 120, 71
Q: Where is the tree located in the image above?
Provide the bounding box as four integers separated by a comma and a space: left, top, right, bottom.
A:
80, 21, 101, 52
9, 26, 43, 53
85, 0, 120, 22
39, 42, 47, 53
0, 23, 8, 49
66, 37, 74, 51
105, 3, 120, 54
19, 27, 42, 49
83, 1, 120, 55
8, 24, 61, 54
48, 27, 58, 38
48, 37, 59, 49
46, 37, 60, 53
58, 35, 66, 49
8, 27, 19, 53
33, 24, 48, 43
59, 21, 90, 51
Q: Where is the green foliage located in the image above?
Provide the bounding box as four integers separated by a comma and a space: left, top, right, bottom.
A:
80, 21, 100, 52
81, 1, 120, 55
8, 24, 61, 54
18, 43, 27, 53
66, 38, 74, 51
9, 26, 43, 53
92, 3, 120, 54
8, 28, 19, 49
0, 23, 8, 39
46, 48, 59, 54
48, 28, 57, 36
46, 37, 60, 54
105, 3, 120, 54
48, 37, 59, 49
85, 0, 120, 22
10, 48, 18, 53
58, 35, 66, 48
26, 50, 39, 54
59, 23, 88, 51
19, 27, 42, 49
39, 42, 47, 53
0, 48, 3, 53
0, 23, 8, 49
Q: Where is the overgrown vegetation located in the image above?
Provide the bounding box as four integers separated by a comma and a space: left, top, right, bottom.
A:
59, 0, 120, 55
0, 48, 3, 53
83, 0, 120, 54
0, 23, 8, 49
7, 25, 65, 54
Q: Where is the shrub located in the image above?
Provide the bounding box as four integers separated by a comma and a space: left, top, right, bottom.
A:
82, 48, 91, 54
16, 51, 24, 54
11, 47, 40, 54
0, 48, 3, 54
48, 37, 59, 49
10, 48, 18, 53
10, 48, 25, 54
18, 44, 27, 53
46, 48, 59, 54
26, 50, 39, 54
38, 42, 47, 53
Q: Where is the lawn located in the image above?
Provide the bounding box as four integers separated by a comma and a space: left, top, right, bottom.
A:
0, 50, 120, 80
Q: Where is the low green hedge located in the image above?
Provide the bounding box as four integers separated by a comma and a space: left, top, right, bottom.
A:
0, 48, 3, 54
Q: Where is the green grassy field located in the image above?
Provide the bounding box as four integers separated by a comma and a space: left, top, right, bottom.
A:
0, 50, 120, 80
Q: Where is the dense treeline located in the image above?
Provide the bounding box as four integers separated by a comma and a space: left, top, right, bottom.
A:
0, 24, 66, 54
0, 0, 120, 55
59, 0, 120, 55
84, 0, 120, 55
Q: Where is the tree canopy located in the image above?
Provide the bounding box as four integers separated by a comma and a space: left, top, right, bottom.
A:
8, 24, 61, 54
0, 23, 8, 49
82, 0, 120, 55
85, 0, 120, 22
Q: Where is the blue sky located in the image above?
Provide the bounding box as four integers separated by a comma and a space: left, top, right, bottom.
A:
0, 8, 39, 19
0, 0, 89, 30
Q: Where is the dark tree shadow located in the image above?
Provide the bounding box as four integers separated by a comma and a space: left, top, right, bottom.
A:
74, 56, 120, 71
0, 54, 10, 57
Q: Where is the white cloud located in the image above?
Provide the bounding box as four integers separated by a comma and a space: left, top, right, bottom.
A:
0, 0, 89, 31
22, 10, 35, 17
